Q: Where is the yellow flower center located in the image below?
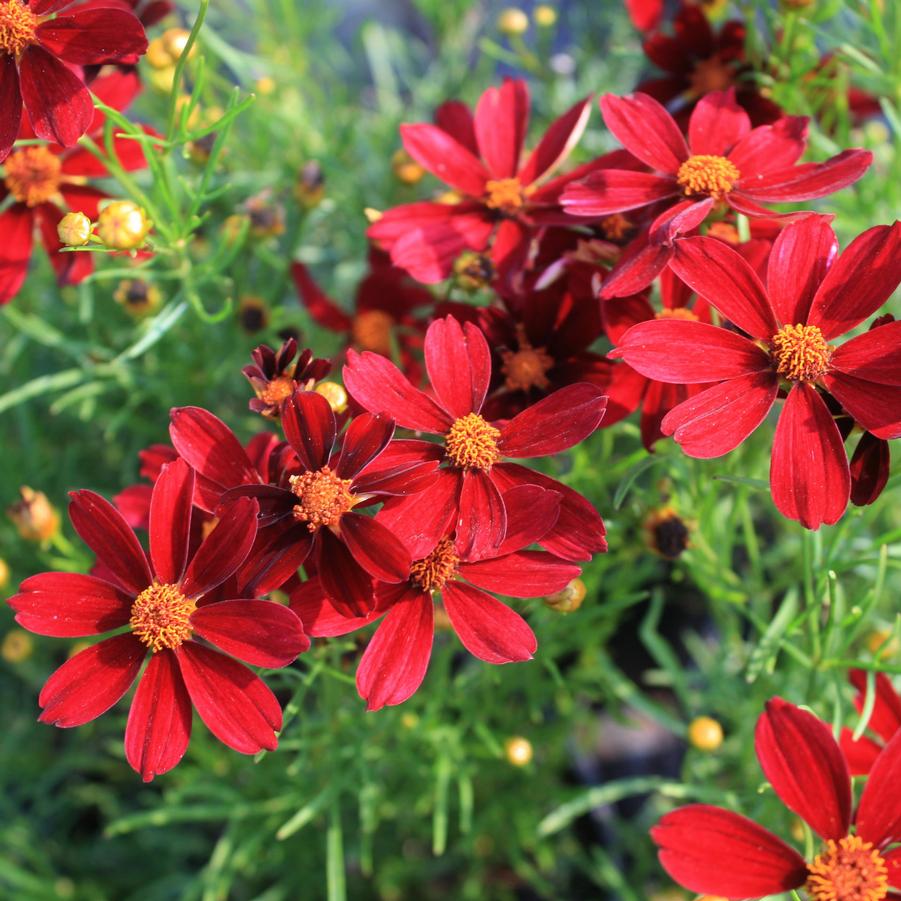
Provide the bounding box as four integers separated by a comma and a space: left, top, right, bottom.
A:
770, 323, 834, 382
676, 154, 741, 197
500, 327, 554, 391
409, 537, 460, 592
258, 375, 296, 407
289, 466, 354, 531
3, 146, 63, 207
806, 836, 889, 901
484, 177, 525, 213
130, 583, 196, 652
689, 56, 734, 95
351, 309, 394, 355
600, 213, 632, 241
444, 412, 501, 470
0, 0, 38, 57
656, 308, 699, 322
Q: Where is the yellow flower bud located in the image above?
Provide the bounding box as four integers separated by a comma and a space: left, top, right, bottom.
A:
57, 211, 92, 247
688, 716, 724, 752
162, 28, 192, 61
391, 148, 425, 185
504, 736, 534, 766
8, 487, 60, 543
401, 712, 419, 730
96, 201, 151, 250
498, 8, 529, 35
1, 629, 33, 664
534, 5, 557, 26
543, 578, 586, 613
114, 279, 162, 317
363, 207, 382, 223
867, 629, 899, 659
145, 36, 174, 69
315, 381, 348, 414
0, 558, 9, 590
255, 75, 276, 96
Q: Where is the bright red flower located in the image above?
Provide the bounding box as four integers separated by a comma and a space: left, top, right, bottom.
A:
625, 0, 663, 32
0, 0, 147, 162
367, 78, 615, 285
652, 698, 901, 899
562, 89, 872, 295
611, 216, 901, 529
291, 485, 580, 710
7, 459, 309, 781
840, 670, 901, 777
343, 315, 609, 562
242, 337, 331, 419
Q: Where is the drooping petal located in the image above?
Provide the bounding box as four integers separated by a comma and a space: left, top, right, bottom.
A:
336, 413, 395, 479
38, 634, 146, 727
0, 203, 35, 304
281, 389, 337, 471
0, 56, 22, 163
124, 650, 192, 782
442, 581, 536, 664
356, 587, 434, 711
561, 169, 678, 216
149, 458, 195, 586
317, 527, 376, 617
424, 316, 491, 419
737, 149, 872, 203
455, 469, 507, 560
754, 696, 852, 840
849, 431, 891, 507
661, 370, 779, 458
473, 78, 529, 179
400, 122, 490, 196
68, 490, 152, 595
856, 730, 901, 848
600, 241, 674, 299
651, 805, 808, 897
460, 550, 579, 597
339, 512, 411, 583
518, 94, 591, 185
687, 88, 751, 157
830, 319, 901, 385
176, 642, 282, 754
495, 485, 561, 555
190, 600, 309, 667
599, 92, 689, 173
236, 520, 313, 597
824, 373, 901, 440
290, 576, 386, 637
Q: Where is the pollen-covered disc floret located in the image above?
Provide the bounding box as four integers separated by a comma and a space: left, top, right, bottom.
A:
445, 413, 502, 469
3, 147, 63, 207
130, 583, 196, 652
484, 177, 525, 213
258, 375, 296, 407
500, 327, 554, 391
806, 835, 889, 901
0, 0, 38, 57
770, 323, 834, 382
676, 154, 741, 197
656, 308, 699, 322
290, 466, 354, 531
409, 538, 460, 592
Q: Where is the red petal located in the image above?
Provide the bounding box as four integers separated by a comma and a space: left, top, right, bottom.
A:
236, 520, 313, 596
424, 316, 491, 419
688, 88, 751, 156
602, 294, 655, 344
0, 203, 34, 304
442, 581, 536, 664
600, 241, 674, 299
191, 600, 309, 667
290, 576, 385, 637
339, 512, 411, 582
435, 99, 477, 153
59, 183, 107, 220
651, 805, 808, 897
19, 46, 93, 147
316, 527, 376, 617
455, 469, 507, 560
124, 650, 192, 782
850, 431, 891, 507
281, 390, 337, 471
824, 373, 901, 440
738, 149, 872, 203
39, 634, 145, 727
849, 669, 901, 746
180, 497, 259, 598
356, 587, 434, 710
336, 412, 395, 479
36, 9, 147, 64
176, 642, 281, 754
400, 122, 489, 196
10, 571, 132, 637
561, 169, 677, 215
0, 56, 22, 163
474, 79, 529, 179
728, 116, 809, 175
831, 319, 901, 385
518, 94, 591, 185
149, 458, 194, 585
498, 383, 607, 457
662, 370, 779, 458
839, 727, 883, 777
343, 349, 452, 433
626, 0, 663, 31
807, 222, 901, 339
599, 92, 688, 173
754, 697, 851, 840
291, 262, 352, 332
495, 484, 562, 554
69, 489, 152, 595
461, 550, 579, 597
670, 235, 777, 339
857, 729, 901, 848
887, 849, 901, 891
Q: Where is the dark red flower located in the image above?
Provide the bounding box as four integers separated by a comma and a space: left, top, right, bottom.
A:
0, 0, 147, 162
242, 337, 331, 419
611, 216, 901, 529
562, 89, 872, 295
651, 698, 901, 899
840, 670, 901, 777
291, 485, 580, 710
343, 316, 608, 562
7, 459, 309, 781
127, 0, 172, 28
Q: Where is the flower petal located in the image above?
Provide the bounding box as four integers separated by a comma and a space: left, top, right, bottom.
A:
281, 389, 337, 471
561, 169, 678, 216
149, 458, 195, 586
400, 123, 489, 196
36, 8, 148, 64
857, 730, 901, 848
38, 634, 145, 727
599, 92, 688, 173
824, 373, 901, 440
435, 99, 478, 153
688, 88, 751, 156
831, 319, 901, 385
0, 203, 35, 304
849, 669, 901, 745
124, 650, 192, 782
316, 527, 376, 617
839, 727, 883, 777
339, 512, 411, 583
289, 576, 386, 637
236, 520, 313, 597
849, 431, 891, 507
455, 469, 507, 560
495, 484, 562, 555
176, 642, 282, 754
461, 550, 579, 597
474, 78, 529, 179
0, 56, 22, 163
727, 115, 808, 175
336, 413, 395, 479
738, 149, 872, 203
424, 316, 491, 419
291, 262, 353, 331
518, 94, 591, 185
599, 240, 674, 299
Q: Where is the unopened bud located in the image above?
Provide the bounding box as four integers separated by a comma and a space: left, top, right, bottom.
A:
114, 279, 162, 317
453, 251, 494, 291
57, 211, 92, 247
498, 8, 529, 35
315, 381, 348, 414
543, 578, 586, 613
8, 487, 60, 543
1, 629, 33, 664
296, 161, 325, 208
237, 296, 269, 334
504, 736, 534, 766
96, 201, 151, 250
534, 5, 557, 26
688, 716, 724, 752
392, 148, 425, 185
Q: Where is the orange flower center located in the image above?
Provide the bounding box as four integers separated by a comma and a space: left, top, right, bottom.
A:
409, 537, 460, 592
0, 0, 38, 57
444, 412, 501, 470
689, 56, 735, 95
707, 221, 741, 244
806, 836, 889, 901
676, 154, 741, 197
289, 465, 354, 531
130, 583, 195, 652
3, 146, 63, 207
351, 309, 394, 355
484, 177, 525, 213
500, 327, 554, 391
656, 307, 699, 322
258, 375, 296, 407
600, 213, 632, 241
770, 323, 834, 382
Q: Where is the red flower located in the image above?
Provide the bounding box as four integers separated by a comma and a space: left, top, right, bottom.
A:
652, 698, 901, 899
625, 0, 663, 32
127, 0, 173, 28
344, 316, 608, 562
242, 337, 331, 419
291, 485, 580, 710
7, 459, 309, 781
840, 670, 901, 776
0, 71, 151, 303
562, 89, 872, 294
367, 78, 608, 285
0, 0, 148, 162
611, 216, 901, 529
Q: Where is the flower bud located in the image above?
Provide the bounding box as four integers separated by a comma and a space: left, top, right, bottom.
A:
315, 381, 348, 414
114, 279, 162, 317
498, 8, 529, 35
391, 148, 425, 185
504, 736, 533, 766
237, 296, 269, 334
8, 487, 60, 543
534, 5, 557, 26
244, 192, 285, 237
145, 36, 174, 69
162, 28, 192, 60
1, 629, 33, 664
688, 716, 724, 752
866, 629, 899, 659
0, 558, 9, 590
543, 578, 586, 613
255, 75, 276, 95
96, 201, 151, 250
57, 211, 92, 247
453, 251, 494, 292
296, 161, 325, 208
645, 507, 691, 560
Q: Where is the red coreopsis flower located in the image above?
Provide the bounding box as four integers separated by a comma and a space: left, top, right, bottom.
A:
242, 337, 332, 419
651, 698, 901, 899
840, 670, 901, 777
611, 216, 901, 529
0, 71, 152, 303
0, 0, 148, 162
562, 89, 872, 295
291, 485, 581, 710
343, 316, 608, 562
367, 78, 616, 285
7, 459, 309, 781
625, 0, 663, 32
